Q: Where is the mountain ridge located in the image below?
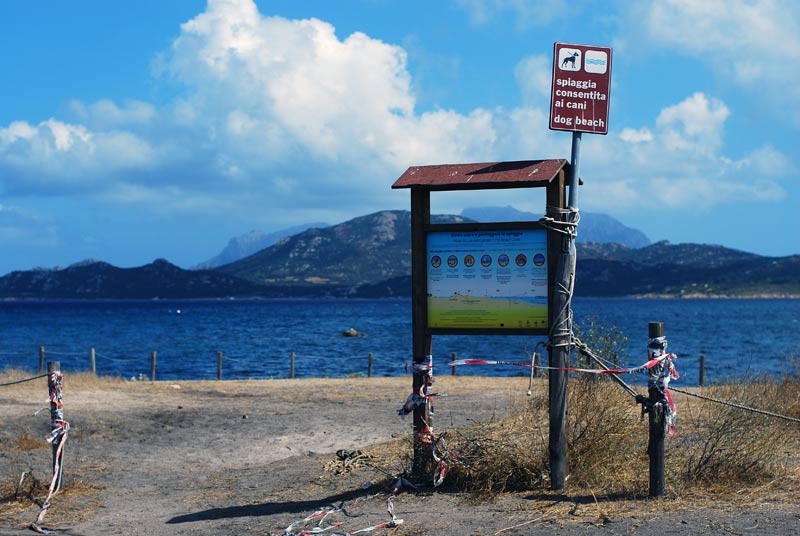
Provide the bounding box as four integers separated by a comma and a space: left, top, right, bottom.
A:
461, 206, 651, 248
195, 222, 329, 269
1, 210, 797, 299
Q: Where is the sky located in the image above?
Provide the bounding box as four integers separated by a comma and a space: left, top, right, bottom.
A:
1, 0, 798, 275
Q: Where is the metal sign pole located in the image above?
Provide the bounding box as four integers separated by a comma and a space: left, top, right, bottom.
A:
568, 132, 581, 208
548, 131, 581, 490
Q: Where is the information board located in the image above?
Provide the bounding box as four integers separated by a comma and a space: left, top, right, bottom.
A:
426, 227, 548, 331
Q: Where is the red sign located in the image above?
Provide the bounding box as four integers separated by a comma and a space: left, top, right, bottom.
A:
549, 42, 612, 135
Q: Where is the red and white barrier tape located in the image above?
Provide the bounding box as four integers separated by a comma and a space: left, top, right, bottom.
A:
29, 421, 70, 534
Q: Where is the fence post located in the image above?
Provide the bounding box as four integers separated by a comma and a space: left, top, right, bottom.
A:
451, 352, 457, 376
647, 322, 666, 498
89, 348, 96, 376
699, 354, 705, 386
290, 351, 295, 379
150, 351, 156, 382
217, 351, 223, 381
368, 352, 373, 378
46, 361, 65, 492
39, 347, 45, 374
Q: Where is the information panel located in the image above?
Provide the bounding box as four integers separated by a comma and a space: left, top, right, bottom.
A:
549, 42, 612, 134
426, 228, 549, 331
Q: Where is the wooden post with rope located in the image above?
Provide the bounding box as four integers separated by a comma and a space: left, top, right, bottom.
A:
47, 361, 65, 492
548, 150, 571, 491
367, 352, 373, 377
647, 321, 666, 498
150, 351, 156, 382
699, 354, 705, 386
217, 351, 223, 380
410, 188, 432, 475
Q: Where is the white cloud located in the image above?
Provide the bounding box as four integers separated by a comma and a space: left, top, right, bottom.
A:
579, 92, 792, 211
0, 121, 37, 144
0, 118, 156, 194
655, 92, 729, 154
622, 0, 800, 125
68, 99, 157, 130
0, 0, 792, 226
619, 127, 653, 143
514, 55, 552, 106
3, 0, 508, 211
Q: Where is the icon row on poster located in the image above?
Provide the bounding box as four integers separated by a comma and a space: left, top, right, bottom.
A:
430, 253, 546, 269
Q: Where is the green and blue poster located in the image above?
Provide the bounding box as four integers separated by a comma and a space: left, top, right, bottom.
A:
427, 229, 549, 330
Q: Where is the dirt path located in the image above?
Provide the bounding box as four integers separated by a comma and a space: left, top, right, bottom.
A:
1, 376, 798, 535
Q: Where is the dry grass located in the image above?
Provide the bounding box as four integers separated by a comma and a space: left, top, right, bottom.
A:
669, 377, 799, 493
2, 430, 47, 452
0, 368, 127, 391
375, 372, 800, 502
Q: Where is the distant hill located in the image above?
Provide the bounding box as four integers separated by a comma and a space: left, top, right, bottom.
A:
577, 242, 800, 297
461, 206, 651, 248
351, 242, 800, 298
0, 259, 260, 299
217, 210, 472, 289
2, 210, 798, 299
195, 222, 329, 269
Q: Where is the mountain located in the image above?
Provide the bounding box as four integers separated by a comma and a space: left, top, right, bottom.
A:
2, 211, 797, 299
577, 241, 800, 297
460, 206, 651, 248
0, 259, 260, 299
195, 222, 329, 268
217, 210, 472, 289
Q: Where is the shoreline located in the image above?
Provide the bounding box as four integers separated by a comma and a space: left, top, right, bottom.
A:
2, 293, 799, 302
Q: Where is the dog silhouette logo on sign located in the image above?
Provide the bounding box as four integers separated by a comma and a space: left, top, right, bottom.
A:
559, 49, 580, 71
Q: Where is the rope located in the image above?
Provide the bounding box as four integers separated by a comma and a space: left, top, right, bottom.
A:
670, 386, 800, 424
44, 350, 84, 357
573, 338, 641, 399
544, 207, 579, 351
0, 373, 48, 388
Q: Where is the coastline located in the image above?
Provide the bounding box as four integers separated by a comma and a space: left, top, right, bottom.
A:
2, 292, 799, 302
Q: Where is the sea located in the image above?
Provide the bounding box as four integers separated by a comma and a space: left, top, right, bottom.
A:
1, 298, 798, 386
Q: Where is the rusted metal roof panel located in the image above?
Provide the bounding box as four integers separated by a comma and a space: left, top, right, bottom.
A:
392, 159, 569, 191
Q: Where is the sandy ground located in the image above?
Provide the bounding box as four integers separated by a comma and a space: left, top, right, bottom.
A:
1, 375, 798, 535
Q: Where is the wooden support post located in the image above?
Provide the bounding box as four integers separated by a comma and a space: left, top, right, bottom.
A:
647, 322, 666, 498
547, 169, 570, 491
150, 351, 156, 382
217, 351, 223, 381
367, 352, 373, 378
699, 354, 705, 386
89, 348, 96, 376
451, 352, 457, 376
410, 188, 432, 475
290, 351, 295, 379
46, 361, 64, 492
39, 347, 45, 374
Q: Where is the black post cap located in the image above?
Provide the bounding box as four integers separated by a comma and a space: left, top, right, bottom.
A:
648, 322, 664, 338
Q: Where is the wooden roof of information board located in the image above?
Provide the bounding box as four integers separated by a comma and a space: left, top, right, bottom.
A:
392, 159, 570, 191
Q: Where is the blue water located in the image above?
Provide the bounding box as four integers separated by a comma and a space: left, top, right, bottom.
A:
1, 298, 798, 385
